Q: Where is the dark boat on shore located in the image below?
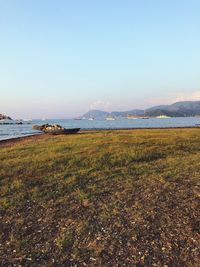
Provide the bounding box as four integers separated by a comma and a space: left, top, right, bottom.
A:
32, 124, 80, 135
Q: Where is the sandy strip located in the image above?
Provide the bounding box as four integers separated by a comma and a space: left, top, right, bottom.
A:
0, 127, 200, 148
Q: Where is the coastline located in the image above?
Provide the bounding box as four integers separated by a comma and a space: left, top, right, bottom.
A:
1, 126, 200, 148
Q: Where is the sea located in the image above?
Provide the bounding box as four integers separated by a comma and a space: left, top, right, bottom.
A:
0, 117, 200, 141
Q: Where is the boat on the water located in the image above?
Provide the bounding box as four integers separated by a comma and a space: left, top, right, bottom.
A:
106, 117, 115, 121
32, 124, 80, 135
140, 110, 149, 119
156, 115, 171, 118
0, 119, 24, 125
127, 115, 138, 119
23, 119, 32, 122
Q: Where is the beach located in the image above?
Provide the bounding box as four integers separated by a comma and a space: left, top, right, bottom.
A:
1, 125, 200, 146
1, 117, 200, 141
0, 128, 200, 266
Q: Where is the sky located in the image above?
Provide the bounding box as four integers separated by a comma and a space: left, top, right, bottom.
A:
0, 0, 200, 118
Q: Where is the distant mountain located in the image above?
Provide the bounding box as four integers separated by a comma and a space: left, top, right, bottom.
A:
82, 109, 110, 119
146, 101, 200, 117
111, 109, 144, 117
82, 101, 200, 119
82, 109, 144, 119
0, 114, 12, 120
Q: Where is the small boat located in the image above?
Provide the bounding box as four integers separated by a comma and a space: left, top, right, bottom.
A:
23, 119, 32, 122
140, 110, 149, 119
127, 116, 138, 119
32, 124, 80, 135
156, 115, 170, 119
16, 121, 23, 124
140, 117, 149, 119
106, 117, 115, 121
0, 120, 23, 125
88, 118, 94, 120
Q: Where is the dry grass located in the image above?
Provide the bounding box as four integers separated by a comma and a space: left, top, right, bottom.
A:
0, 129, 200, 266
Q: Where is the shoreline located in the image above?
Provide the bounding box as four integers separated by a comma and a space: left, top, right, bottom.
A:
1, 126, 200, 148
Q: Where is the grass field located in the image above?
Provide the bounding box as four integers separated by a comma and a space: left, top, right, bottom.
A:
0, 129, 200, 266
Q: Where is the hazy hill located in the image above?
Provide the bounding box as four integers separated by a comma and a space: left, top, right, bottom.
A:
82, 109, 110, 119
111, 109, 144, 117
146, 101, 200, 117
82, 109, 144, 119
82, 101, 200, 118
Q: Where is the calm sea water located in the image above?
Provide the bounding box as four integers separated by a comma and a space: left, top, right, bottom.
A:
0, 117, 200, 141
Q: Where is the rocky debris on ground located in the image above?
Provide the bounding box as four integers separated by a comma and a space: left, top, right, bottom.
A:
32, 124, 64, 131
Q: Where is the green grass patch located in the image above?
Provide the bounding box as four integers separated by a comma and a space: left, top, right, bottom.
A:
0, 129, 200, 266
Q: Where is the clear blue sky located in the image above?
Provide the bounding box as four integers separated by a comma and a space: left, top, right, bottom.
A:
0, 0, 200, 118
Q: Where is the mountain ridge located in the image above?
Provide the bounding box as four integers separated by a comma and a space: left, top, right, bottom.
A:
81, 101, 200, 119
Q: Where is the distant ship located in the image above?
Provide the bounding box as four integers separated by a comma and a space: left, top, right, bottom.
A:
140, 116, 149, 119
23, 119, 32, 122
127, 115, 138, 119
140, 110, 149, 119
106, 116, 115, 121
88, 117, 94, 120
156, 115, 171, 118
